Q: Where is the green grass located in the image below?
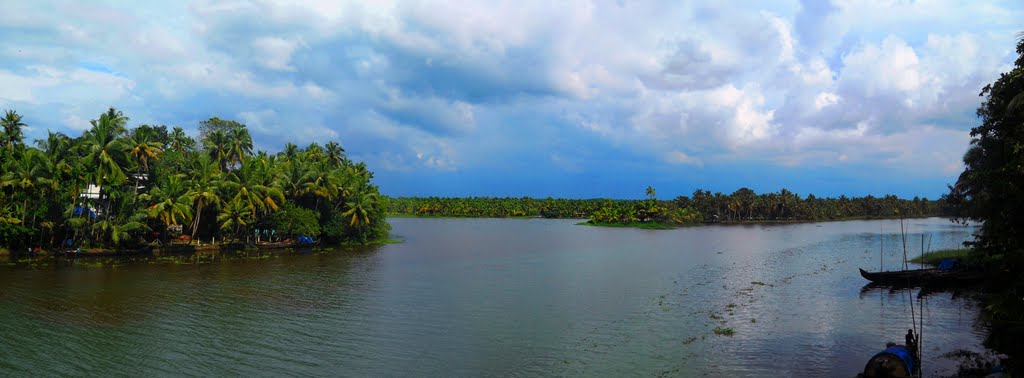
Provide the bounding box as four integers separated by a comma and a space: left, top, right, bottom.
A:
909, 248, 972, 266
578, 221, 677, 230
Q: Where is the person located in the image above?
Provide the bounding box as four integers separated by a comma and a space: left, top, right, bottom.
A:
905, 329, 917, 355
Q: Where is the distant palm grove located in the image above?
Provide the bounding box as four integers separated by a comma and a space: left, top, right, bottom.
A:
0, 108, 389, 251
386, 186, 945, 225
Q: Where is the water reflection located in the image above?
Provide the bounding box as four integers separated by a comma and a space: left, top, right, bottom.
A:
0, 217, 986, 376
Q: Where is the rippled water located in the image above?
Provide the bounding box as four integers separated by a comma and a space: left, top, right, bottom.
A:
0, 218, 985, 376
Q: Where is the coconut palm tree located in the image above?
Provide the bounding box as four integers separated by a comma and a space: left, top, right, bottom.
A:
125, 128, 164, 192
93, 213, 147, 247
227, 126, 253, 169
82, 112, 129, 193
203, 129, 230, 171
324, 141, 345, 167
305, 142, 323, 162
186, 154, 223, 241
140, 174, 193, 240
0, 149, 52, 222
168, 127, 195, 154
217, 198, 254, 239
1, 109, 27, 154
342, 192, 377, 226
281, 142, 298, 161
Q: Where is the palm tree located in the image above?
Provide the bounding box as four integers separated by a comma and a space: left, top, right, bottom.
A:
305, 142, 323, 161
168, 127, 194, 154
227, 126, 253, 169
281, 142, 298, 160
93, 213, 147, 247
186, 154, 223, 241
0, 149, 53, 222
82, 112, 129, 192
125, 129, 164, 192
1, 109, 27, 154
203, 129, 230, 170
217, 198, 254, 239
140, 174, 193, 241
645, 186, 656, 199
342, 192, 377, 226
324, 141, 345, 167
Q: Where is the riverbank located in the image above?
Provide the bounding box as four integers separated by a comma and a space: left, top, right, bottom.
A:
580, 215, 948, 230
578, 221, 679, 230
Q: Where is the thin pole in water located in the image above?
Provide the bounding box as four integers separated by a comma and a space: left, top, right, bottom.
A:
880, 225, 884, 272
921, 234, 925, 270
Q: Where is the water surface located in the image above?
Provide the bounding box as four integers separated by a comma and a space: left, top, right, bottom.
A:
0, 218, 985, 376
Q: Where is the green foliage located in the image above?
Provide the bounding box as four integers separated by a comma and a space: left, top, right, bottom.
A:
908, 248, 973, 266
0, 108, 389, 250
387, 187, 943, 224
944, 35, 1024, 320
270, 204, 321, 238
712, 327, 735, 336
387, 197, 608, 218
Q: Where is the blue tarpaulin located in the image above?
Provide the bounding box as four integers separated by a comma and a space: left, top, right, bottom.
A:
876, 346, 915, 374
72, 206, 96, 219
937, 258, 958, 270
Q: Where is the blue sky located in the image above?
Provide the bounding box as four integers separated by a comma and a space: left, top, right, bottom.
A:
1, 1, 1021, 199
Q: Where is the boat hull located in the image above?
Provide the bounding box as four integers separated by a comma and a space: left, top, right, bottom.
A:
858, 268, 983, 286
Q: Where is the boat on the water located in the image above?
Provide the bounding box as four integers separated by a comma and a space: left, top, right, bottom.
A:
59, 245, 154, 257
858, 267, 983, 286
860, 345, 916, 377
253, 239, 319, 249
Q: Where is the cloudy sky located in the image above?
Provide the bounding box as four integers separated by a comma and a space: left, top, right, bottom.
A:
1, 1, 1021, 199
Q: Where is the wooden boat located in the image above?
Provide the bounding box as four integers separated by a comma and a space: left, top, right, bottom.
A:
861, 345, 916, 377
254, 241, 295, 249
253, 240, 320, 249
858, 268, 983, 286
59, 245, 154, 257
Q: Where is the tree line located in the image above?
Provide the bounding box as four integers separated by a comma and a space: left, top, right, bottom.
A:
386, 186, 945, 223
0, 108, 389, 251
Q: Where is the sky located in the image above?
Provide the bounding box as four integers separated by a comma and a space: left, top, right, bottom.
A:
1, 1, 1022, 199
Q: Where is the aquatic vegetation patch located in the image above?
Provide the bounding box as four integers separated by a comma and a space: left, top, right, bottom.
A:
713, 327, 735, 336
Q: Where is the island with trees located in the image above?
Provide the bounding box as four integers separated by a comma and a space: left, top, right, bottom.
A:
386, 185, 946, 229
0, 108, 390, 255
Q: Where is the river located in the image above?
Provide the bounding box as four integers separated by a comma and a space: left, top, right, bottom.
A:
0, 217, 987, 376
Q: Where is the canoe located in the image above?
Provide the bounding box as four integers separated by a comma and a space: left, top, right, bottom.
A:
858, 268, 983, 286
253, 240, 319, 249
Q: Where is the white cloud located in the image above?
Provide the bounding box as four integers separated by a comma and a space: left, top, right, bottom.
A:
814, 92, 839, 110
252, 37, 303, 71
666, 150, 703, 167
1, 0, 1020, 192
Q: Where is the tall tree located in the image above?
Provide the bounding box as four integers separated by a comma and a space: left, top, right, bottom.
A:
168, 127, 195, 154
948, 34, 1024, 254
1, 109, 27, 154
198, 117, 245, 142
227, 126, 253, 168
82, 111, 129, 206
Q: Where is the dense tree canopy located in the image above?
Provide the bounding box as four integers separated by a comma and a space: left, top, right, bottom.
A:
944, 34, 1024, 320
947, 35, 1024, 253
387, 188, 942, 223
0, 109, 389, 251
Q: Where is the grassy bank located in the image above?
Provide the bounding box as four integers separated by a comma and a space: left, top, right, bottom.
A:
909, 248, 972, 266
